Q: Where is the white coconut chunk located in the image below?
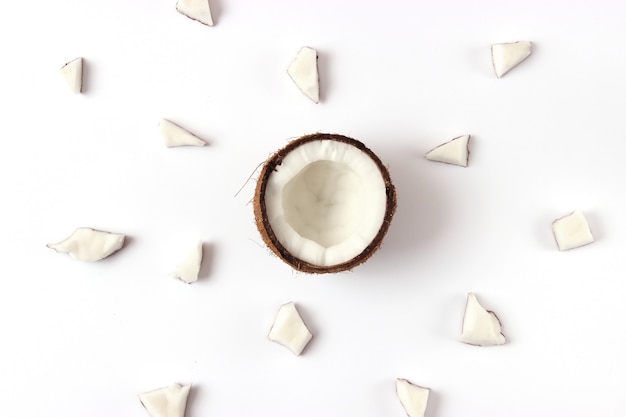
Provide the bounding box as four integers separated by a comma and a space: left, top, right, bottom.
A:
460, 293, 505, 346
60, 57, 83, 94
425, 134, 470, 167
159, 119, 207, 147
139, 383, 191, 417
491, 41, 532, 78
287, 47, 319, 103
396, 378, 430, 417
552, 210, 594, 251
264, 140, 387, 267
47, 227, 125, 262
171, 241, 203, 283
268, 302, 312, 355
176, 0, 213, 26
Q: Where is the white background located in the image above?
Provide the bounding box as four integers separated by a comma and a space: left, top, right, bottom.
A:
1, 0, 626, 416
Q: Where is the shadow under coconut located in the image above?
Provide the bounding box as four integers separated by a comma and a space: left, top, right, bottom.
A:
359, 141, 450, 275
207, 0, 224, 25
317, 49, 332, 103
198, 242, 215, 281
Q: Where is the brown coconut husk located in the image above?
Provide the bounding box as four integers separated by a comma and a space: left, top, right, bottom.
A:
253, 133, 396, 274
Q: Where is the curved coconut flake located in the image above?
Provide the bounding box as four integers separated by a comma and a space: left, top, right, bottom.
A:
47, 227, 125, 262
552, 210, 594, 251
268, 302, 312, 355
60, 57, 83, 94
460, 293, 505, 346
171, 241, 203, 283
139, 383, 191, 417
176, 0, 213, 26
159, 119, 207, 147
259, 135, 392, 270
425, 134, 470, 167
491, 41, 532, 78
396, 378, 430, 417
287, 47, 319, 103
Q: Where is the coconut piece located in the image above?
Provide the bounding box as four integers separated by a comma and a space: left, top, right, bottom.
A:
396, 379, 430, 417
139, 383, 191, 417
552, 210, 594, 251
491, 41, 532, 78
159, 119, 207, 147
460, 293, 505, 346
425, 134, 470, 167
60, 57, 83, 94
287, 47, 319, 103
253, 133, 396, 274
268, 302, 312, 355
172, 241, 203, 283
47, 227, 125, 262
176, 0, 213, 26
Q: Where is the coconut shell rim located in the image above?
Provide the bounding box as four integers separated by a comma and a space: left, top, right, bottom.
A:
253, 132, 397, 274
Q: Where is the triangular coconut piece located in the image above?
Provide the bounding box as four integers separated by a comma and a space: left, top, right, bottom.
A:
60, 57, 83, 94
425, 134, 470, 167
491, 41, 532, 78
176, 0, 213, 26
460, 293, 505, 346
47, 227, 125, 262
268, 302, 313, 355
396, 379, 430, 417
172, 241, 203, 283
139, 383, 191, 417
552, 210, 594, 251
287, 47, 319, 103
159, 119, 207, 147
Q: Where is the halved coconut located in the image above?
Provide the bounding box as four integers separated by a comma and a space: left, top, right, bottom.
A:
254, 133, 396, 273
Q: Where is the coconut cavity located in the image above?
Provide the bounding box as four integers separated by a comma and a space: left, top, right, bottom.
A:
283, 160, 364, 248
254, 133, 396, 273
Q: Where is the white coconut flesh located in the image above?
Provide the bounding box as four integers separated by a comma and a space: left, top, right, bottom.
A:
159, 119, 207, 147
396, 378, 430, 417
491, 41, 532, 78
287, 47, 319, 103
425, 134, 470, 167
460, 293, 505, 346
60, 57, 83, 94
264, 140, 387, 267
176, 0, 213, 26
47, 227, 125, 262
171, 241, 203, 283
552, 210, 594, 251
139, 383, 191, 417
268, 302, 312, 355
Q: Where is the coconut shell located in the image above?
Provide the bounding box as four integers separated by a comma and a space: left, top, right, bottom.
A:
254, 133, 396, 274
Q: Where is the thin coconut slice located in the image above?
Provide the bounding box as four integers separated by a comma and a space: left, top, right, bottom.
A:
552, 210, 594, 251
254, 133, 396, 273
159, 119, 207, 147
491, 41, 532, 78
396, 379, 430, 417
425, 134, 470, 167
268, 302, 312, 355
172, 241, 203, 283
176, 0, 213, 26
139, 383, 191, 417
287, 47, 320, 103
60, 57, 83, 94
460, 293, 505, 346
47, 227, 125, 262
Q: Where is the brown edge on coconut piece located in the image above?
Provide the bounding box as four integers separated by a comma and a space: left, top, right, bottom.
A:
253, 133, 397, 274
